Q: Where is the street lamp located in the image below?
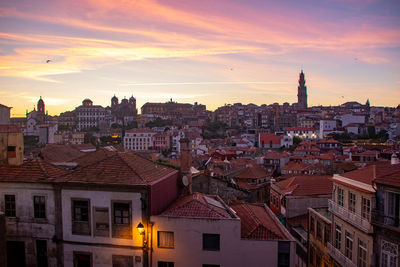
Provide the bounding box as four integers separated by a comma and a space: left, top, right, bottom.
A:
137, 222, 145, 235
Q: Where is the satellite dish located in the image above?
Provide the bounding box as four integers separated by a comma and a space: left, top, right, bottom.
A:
182, 175, 189, 187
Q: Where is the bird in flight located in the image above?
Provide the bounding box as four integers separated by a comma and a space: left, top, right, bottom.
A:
46, 59, 52, 63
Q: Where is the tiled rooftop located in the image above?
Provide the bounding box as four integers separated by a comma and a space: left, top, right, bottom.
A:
160, 192, 235, 219
275, 175, 332, 196
61, 152, 178, 185
234, 166, 267, 179
40, 144, 85, 163
0, 124, 21, 133
231, 203, 287, 240
0, 158, 68, 182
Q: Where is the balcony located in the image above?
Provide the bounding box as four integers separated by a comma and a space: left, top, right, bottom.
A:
327, 242, 356, 267
328, 200, 373, 233
371, 210, 400, 233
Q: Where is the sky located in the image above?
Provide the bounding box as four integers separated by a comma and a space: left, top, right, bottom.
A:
0, 0, 399, 116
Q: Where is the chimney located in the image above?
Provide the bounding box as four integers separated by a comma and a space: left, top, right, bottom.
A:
391, 153, 399, 165
180, 138, 192, 195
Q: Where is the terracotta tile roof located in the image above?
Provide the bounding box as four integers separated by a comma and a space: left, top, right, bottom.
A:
0, 158, 68, 182
259, 133, 282, 145
275, 175, 332, 196
236, 181, 260, 190
339, 163, 400, 189
160, 192, 234, 219
265, 151, 290, 159
231, 203, 286, 240
282, 161, 309, 171
234, 166, 267, 179
374, 165, 400, 187
68, 148, 117, 167
40, 144, 85, 163
0, 124, 21, 133
60, 151, 177, 185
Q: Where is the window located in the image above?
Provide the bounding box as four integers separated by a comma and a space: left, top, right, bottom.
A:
73, 200, 89, 222
7, 146, 16, 158
310, 216, 315, 234
316, 221, 322, 240
36, 240, 48, 267
335, 225, 342, 250
348, 192, 356, 213
73, 252, 92, 267
338, 187, 344, 206
358, 239, 367, 267
5, 195, 16, 217
158, 262, 174, 267
278, 241, 290, 267
345, 231, 353, 260
361, 197, 370, 220
324, 225, 330, 245
113, 203, 130, 224
158, 231, 174, 248
112, 255, 133, 267
93, 207, 109, 237
112, 202, 131, 239
34, 196, 46, 219
381, 240, 398, 267
72, 199, 90, 235
203, 234, 220, 251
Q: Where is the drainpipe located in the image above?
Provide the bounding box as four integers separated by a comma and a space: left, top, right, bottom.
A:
149, 221, 154, 267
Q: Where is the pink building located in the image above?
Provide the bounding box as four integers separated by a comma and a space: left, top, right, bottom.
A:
151, 192, 297, 267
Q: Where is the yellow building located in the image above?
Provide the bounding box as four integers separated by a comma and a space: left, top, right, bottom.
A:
0, 125, 24, 166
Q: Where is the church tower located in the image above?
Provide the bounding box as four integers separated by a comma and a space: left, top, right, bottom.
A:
37, 96, 45, 114
297, 70, 308, 108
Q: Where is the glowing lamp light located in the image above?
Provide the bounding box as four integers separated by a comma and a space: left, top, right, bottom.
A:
137, 222, 145, 235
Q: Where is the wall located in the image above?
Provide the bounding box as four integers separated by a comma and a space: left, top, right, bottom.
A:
0, 182, 58, 267
286, 195, 331, 219
61, 189, 143, 247
151, 216, 296, 267
192, 173, 249, 204
0, 131, 24, 165
150, 172, 179, 216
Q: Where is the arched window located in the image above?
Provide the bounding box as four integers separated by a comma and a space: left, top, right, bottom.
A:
381, 240, 398, 267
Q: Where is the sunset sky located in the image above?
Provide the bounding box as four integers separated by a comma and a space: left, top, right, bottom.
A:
1, 0, 399, 116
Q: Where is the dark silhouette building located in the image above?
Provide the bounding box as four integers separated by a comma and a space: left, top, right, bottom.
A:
297, 70, 308, 109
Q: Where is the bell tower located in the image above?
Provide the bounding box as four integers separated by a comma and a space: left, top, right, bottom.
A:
297, 70, 308, 108
37, 96, 45, 114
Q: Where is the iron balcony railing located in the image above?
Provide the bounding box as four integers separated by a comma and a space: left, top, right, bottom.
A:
328, 200, 373, 233
371, 210, 400, 231
327, 242, 356, 267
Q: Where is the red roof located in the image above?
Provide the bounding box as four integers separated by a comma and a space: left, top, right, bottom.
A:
374, 164, 400, 187
40, 144, 85, 163
231, 203, 287, 240
275, 175, 332, 196
234, 166, 267, 179
0, 124, 21, 133
282, 161, 309, 171
61, 152, 177, 185
259, 133, 282, 145
160, 192, 234, 219
338, 163, 400, 189
265, 151, 290, 159
0, 158, 68, 182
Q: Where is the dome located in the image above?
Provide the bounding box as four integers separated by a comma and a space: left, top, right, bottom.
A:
82, 98, 93, 107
